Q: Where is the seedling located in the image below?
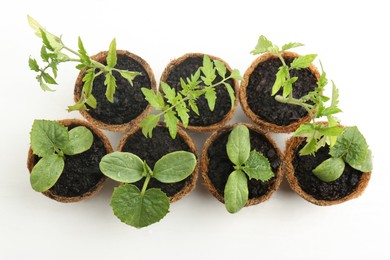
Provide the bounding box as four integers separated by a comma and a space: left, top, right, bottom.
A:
224, 125, 274, 213
27, 16, 141, 111
251, 35, 372, 182
99, 151, 197, 228
29, 120, 93, 192
140, 55, 243, 138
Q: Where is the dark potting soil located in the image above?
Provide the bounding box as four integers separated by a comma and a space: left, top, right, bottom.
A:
38, 126, 107, 197
292, 142, 363, 201
164, 56, 235, 126
207, 128, 280, 199
246, 57, 317, 126
120, 126, 194, 197
87, 54, 151, 125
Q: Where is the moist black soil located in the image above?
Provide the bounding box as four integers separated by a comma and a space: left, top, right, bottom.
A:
121, 126, 193, 197
207, 129, 280, 199
87, 54, 151, 125
36, 126, 107, 197
164, 56, 235, 126
292, 142, 363, 201
246, 57, 317, 126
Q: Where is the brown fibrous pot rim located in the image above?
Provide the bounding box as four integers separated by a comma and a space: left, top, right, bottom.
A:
239, 51, 321, 133
27, 118, 114, 203
200, 122, 284, 207
160, 52, 239, 132
74, 50, 156, 132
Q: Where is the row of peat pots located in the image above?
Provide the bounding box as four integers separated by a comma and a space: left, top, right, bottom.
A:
27, 50, 371, 227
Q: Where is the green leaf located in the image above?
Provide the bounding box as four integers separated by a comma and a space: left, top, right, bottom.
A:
320, 107, 342, 117
153, 151, 196, 183
201, 55, 216, 86
188, 99, 200, 115
62, 126, 93, 155
317, 61, 328, 88
164, 110, 179, 139
316, 125, 344, 136
104, 72, 116, 103
29, 58, 39, 72
141, 88, 165, 110
30, 120, 69, 157
111, 184, 170, 228
37, 76, 54, 92
351, 149, 373, 172
294, 123, 315, 137
223, 82, 236, 109
224, 170, 248, 213
41, 72, 57, 85
119, 71, 141, 86
30, 154, 64, 192
107, 38, 117, 68
40, 29, 54, 51
230, 69, 243, 81
67, 99, 88, 112
86, 94, 97, 109
205, 88, 217, 111
99, 152, 144, 183
282, 42, 304, 51
226, 125, 250, 166
272, 66, 288, 96
214, 60, 226, 78
251, 35, 274, 55
176, 101, 190, 127
161, 82, 176, 102
82, 68, 95, 97
290, 54, 317, 69
78, 36, 90, 64
330, 127, 371, 171
140, 114, 160, 138
299, 138, 318, 156
331, 81, 340, 108
243, 150, 274, 181
312, 157, 345, 182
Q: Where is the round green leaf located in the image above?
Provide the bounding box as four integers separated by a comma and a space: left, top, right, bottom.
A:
30, 154, 64, 192
243, 150, 274, 181
351, 149, 373, 172
312, 157, 345, 182
62, 126, 93, 155
111, 184, 170, 228
224, 170, 248, 213
153, 151, 196, 183
226, 125, 250, 166
99, 152, 144, 183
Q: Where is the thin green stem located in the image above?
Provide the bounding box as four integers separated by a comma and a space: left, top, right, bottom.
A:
141, 175, 151, 197
275, 95, 314, 118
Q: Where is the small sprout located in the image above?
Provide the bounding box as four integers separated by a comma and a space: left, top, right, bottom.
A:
99, 151, 197, 228
29, 120, 93, 192
224, 125, 274, 213
140, 55, 242, 139
27, 16, 141, 111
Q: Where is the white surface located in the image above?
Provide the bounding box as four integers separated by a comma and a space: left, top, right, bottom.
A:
1, 0, 389, 259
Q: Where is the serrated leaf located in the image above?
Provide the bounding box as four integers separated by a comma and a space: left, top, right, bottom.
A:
140, 114, 160, 138
230, 69, 243, 81
41, 72, 57, 84
290, 54, 317, 69
316, 125, 344, 136
176, 101, 190, 127
205, 88, 217, 111
119, 71, 141, 86
111, 184, 170, 228
85, 94, 97, 109
107, 38, 117, 68
30, 154, 64, 192
226, 125, 250, 166
188, 99, 199, 115
164, 110, 179, 139
161, 82, 176, 102
30, 120, 69, 157
313, 157, 345, 182
224, 170, 248, 213
320, 107, 342, 117
82, 68, 95, 97
299, 138, 318, 156
40, 29, 54, 51
331, 81, 340, 108
104, 72, 116, 103
214, 60, 226, 78
67, 99, 88, 112
272, 66, 288, 96
78, 36, 90, 64
153, 151, 196, 183
37, 76, 54, 92
283, 79, 293, 98
251, 35, 274, 55
201, 55, 216, 86
243, 150, 274, 181
282, 42, 304, 51
29, 58, 39, 72
62, 126, 93, 155
223, 82, 236, 109
100, 152, 144, 183
294, 123, 315, 137
141, 88, 165, 110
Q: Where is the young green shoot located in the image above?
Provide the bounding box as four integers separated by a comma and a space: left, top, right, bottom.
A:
27, 16, 141, 111
99, 151, 197, 228
224, 125, 274, 213
140, 55, 243, 139
251, 35, 373, 182
29, 120, 93, 192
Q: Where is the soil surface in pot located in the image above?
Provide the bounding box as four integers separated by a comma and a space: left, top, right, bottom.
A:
164, 56, 235, 126
121, 126, 193, 197
87, 54, 151, 125
246, 57, 317, 126
292, 142, 364, 200
36, 126, 107, 197
207, 129, 280, 199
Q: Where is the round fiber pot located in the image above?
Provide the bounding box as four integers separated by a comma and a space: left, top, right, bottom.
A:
74, 50, 156, 132
239, 51, 320, 133
117, 123, 198, 202
27, 119, 114, 203
160, 53, 239, 132
284, 136, 371, 206
201, 123, 283, 207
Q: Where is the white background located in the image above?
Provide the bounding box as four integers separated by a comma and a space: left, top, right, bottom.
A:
1, 0, 389, 259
